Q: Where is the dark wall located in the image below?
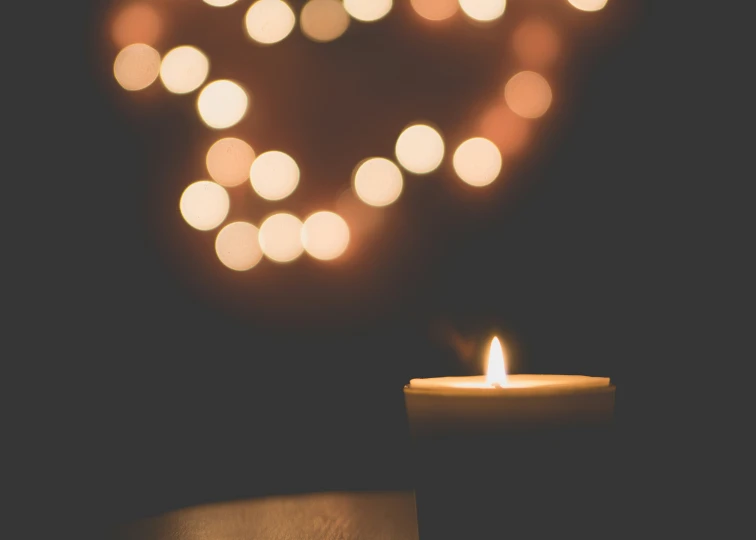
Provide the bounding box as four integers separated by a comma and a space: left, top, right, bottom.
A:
49, 0, 668, 528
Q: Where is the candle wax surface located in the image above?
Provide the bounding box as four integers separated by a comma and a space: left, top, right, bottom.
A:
409, 374, 610, 391
405, 374, 615, 431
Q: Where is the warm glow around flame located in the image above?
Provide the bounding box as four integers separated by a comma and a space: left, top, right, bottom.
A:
486, 337, 507, 386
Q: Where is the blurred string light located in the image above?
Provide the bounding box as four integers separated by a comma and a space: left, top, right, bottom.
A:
504, 71, 552, 119
395, 124, 445, 175
410, 0, 458, 22
112, 3, 162, 48
478, 104, 531, 157
245, 0, 296, 44
113, 43, 161, 91
302, 212, 350, 261
159, 46, 209, 94
249, 151, 300, 201
301, 0, 350, 43
180, 181, 230, 231
458, 0, 507, 23
110, 0, 607, 271
453, 138, 502, 187
568, 0, 608, 12
512, 18, 560, 69
215, 222, 264, 271
353, 158, 404, 207
259, 213, 305, 263
206, 138, 256, 187
197, 80, 249, 129
343, 0, 393, 23
203, 0, 241, 7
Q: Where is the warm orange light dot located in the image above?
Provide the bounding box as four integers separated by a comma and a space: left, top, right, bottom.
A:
512, 19, 560, 69
206, 138, 256, 187
301, 0, 350, 42
113, 43, 161, 91
504, 71, 552, 119
112, 3, 162, 48
302, 211, 350, 261
215, 222, 264, 271
478, 104, 531, 156
410, 0, 458, 22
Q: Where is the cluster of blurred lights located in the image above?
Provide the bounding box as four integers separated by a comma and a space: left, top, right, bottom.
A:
111, 0, 609, 272
185, 137, 352, 268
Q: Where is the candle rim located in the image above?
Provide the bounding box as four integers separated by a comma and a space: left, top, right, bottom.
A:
407, 374, 612, 395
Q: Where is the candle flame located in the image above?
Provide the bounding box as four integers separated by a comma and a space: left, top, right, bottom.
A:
486, 336, 507, 387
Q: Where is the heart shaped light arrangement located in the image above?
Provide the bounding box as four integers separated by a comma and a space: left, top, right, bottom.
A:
110, 0, 609, 271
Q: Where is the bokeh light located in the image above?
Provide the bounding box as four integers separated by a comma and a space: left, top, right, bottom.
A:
567, 0, 608, 12
259, 213, 304, 263
301, 0, 350, 42
245, 0, 296, 44
113, 43, 161, 91
180, 181, 230, 231
197, 80, 249, 129
504, 71, 552, 119
513, 19, 560, 68
410, 0, 458, 21
458, 0, 506, 22
249, 151, 300, 201
112, 0, 598, 269
215, 222, 263, 271
302, 211, 350, 261
453, 138, 502, 187
203, 0, 240, 6
353, 158, 404, 207
478, 104, 531, 156
343, 0, 393, 23
395, 124, 445, 175
159, 46, 209, 94
112, 3, 162, 48
206, 138, 256, 187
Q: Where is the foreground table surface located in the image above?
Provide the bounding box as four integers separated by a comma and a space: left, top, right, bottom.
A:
113, 491, 418, 540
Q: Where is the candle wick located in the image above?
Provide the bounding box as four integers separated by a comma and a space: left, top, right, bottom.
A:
491, 382, 503, 389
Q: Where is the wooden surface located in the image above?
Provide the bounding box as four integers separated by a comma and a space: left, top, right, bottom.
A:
113, 492, 418, 540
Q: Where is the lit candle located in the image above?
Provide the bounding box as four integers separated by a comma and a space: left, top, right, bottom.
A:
405, 336, 615, 433
404, 336, 617, 538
